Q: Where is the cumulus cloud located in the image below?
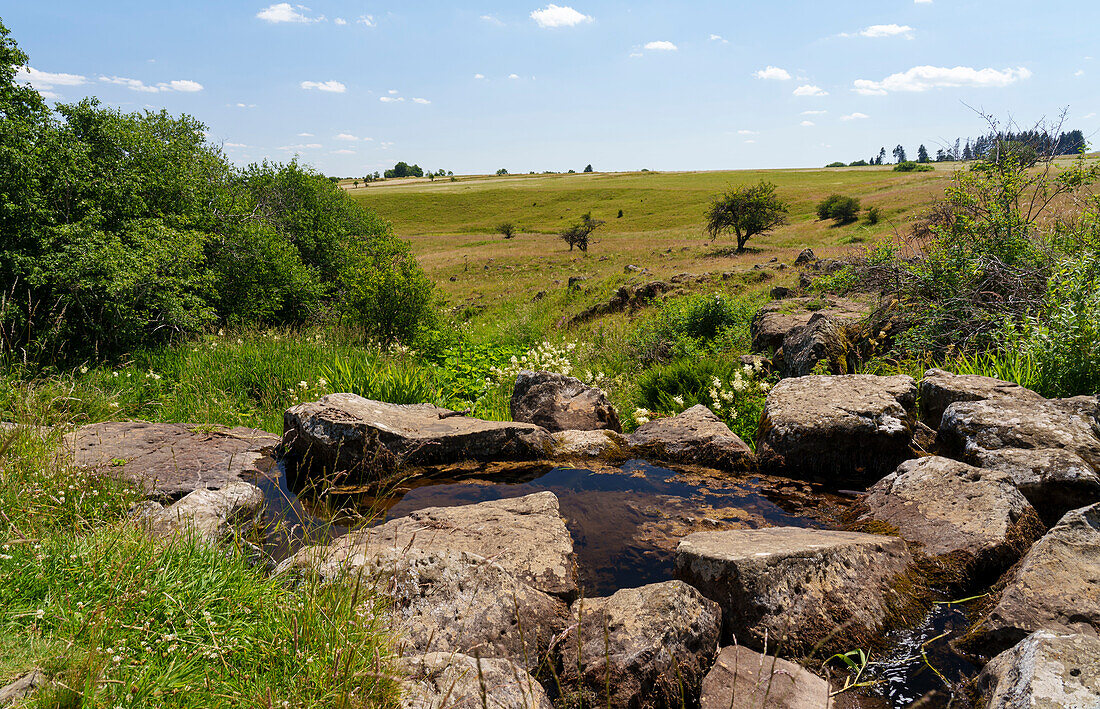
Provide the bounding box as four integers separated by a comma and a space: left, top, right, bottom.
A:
644, 40, 677, 51
334, 17, 346, 25
256, 3, 320, 23
754, 66, 791, 80
298, 132, 314, 137
744, 139, 756, 144
508, 73, 520, 79
224, 142, 247, 148
99, 76, 204, 93
853, 65, 1031, 95
801, 110, 827, 115
412, 97, 431, 104
793, 84, 827, 96
847, 24, 914, 38
1074, 69, 1085, 77
709, 34, 728, 43
16, 66, 87, 91
800, 120, 815, 127
379, 96, 404, 103
915, 0, 932, 4
330, 149, 355, 154
234, 102, 257, 108
474, 73, 486, 79
737, 129, 758, 135
167, 79, 203, 92
300, 80, 346, 93
358, 15, 375, 27
842, 112, 869, 120
481, 14, 504, 25
530, 4, 592, 28
335, 133, 359, 141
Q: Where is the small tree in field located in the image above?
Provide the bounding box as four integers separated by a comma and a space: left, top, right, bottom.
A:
560, 212, 604, 252
704, 181, 788, 252
497, 222, 516, 239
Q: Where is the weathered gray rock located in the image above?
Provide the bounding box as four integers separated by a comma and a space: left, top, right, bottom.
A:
700, 646, 832, 709
0, 669, 45, 706
134, 480, 265, 542
918, 369, 1044, 429
399, 652, 552, 709
553, 581, 721, 709
976, 631, 1100, 709
281, 394, 554, 481
938, 396, 1100, 470
511, 370, 621, 433
972, 447, 1100, 526
961, 503, 1100, 658
860, 457, 1043, 584
628, 404, 755, 471
675, 527, 912, 655
281, 492, 577, 599
750, 297, 866, 353
359, 547, 569, 663
778, 312, 850, 378
794, 248, 816, 265
67, 422, 279, 501
549, 429, 629, 460
756, 374, 917, 486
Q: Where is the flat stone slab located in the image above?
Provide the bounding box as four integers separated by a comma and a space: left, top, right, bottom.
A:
918, 368, 1044, 429
399, 652, 552, 709
961, 503, 1100, 659
282, 394, 554, 481
860, 456, 1042, 585
282, 491, 577, 599
511, 370, 621, 433
67, 422, 279, 501
976, 631, 1100, 709
675, 527, 912, 655
628, 404, 755, 471
756, 374, 917, 487
972, 447, 1100, 526
700, 646, 832, 709
553, 580, 721, 709
549, 429, 629, 460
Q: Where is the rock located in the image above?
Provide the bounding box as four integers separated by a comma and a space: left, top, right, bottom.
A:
976, 631, 1100, 709
749, 297, 867, 354
360, 547, 569, 663
281, 394, 554, 482
794, 248, 816, 265
510, 370, 621, 433
675, 527, 912, 655
770, 286, 793, 299
553, 581, 721, 709
859, 457, 1042, 585
0, 669, 45, 706
961, 503, 1100, 658
281, 492, 577, 599
756, 374, 917, 487
549, 429, 629, 460
567, 281, 674, 326
625, 264, 641, 272
567, 276, 586, 289
700, 646, 832, 709
135, 480, 265, 542
918, 369, 1044, 429
628, 404, 755, 471
972, 447, 1100, 526
67, 422, 279, 501
739, 354, 771, 375
777, 312, 850, 378
938, 396, 1100, 470
399, 652, 552, 709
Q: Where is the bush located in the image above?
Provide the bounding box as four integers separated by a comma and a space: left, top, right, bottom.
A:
628, 292, 758, 365
825, 161, 847, 168
560, 212, 604, 252
848, 160, 869, 167
497, 222, 517, 238
816, 194, 861, 224
865, 206, 881, 225
893, 161, 934, 173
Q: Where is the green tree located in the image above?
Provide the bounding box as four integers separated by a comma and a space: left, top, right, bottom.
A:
704, 181, 789, 252
583, 164, 593, 173
917, 144, 930, 163
560, 212, 603, 252
816, 194, 861, 224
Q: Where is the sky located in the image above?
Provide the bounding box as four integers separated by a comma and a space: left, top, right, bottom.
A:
5, 1, 1099, 175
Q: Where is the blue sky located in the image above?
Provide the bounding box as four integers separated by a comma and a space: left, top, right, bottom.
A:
6, 1, 1098, 175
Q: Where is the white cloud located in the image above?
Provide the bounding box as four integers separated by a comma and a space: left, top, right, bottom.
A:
793, 84, 828, 96
379, 96, 404, 103
629, 52, 643, 58
224, 142, 247, 148
801, 110, 827, 115
530, 4, 592, 28
858, 24, 914, 38
915, 0, 932, 3
98, 76, 204, 93
256, 3, 320, 23
644, 40, 677, 51
737, 129, 758, 135
744, 139, 756, 144
412, 97, 431, 104
709, 34, 728, 43
278, 143, 322, 150
334, 17, 346, 25
1084, 112, 1096, 119
508, 73, 520, 79
16, 66, 87, 91
297, 132, 314, 137
754, 66, 791, 81
330, 149, 355, 154
234, 102, 256, 108
853, 65, 1031, 95
300, 80, 346, 93
167, 79, 203, 92
1074, 69, 1085, 77
474, 73, 486, 79
800, 120, 815, 127
335, 133, 359, 141
842, 112, 869, 120
358, 15, 375, 27
481, 14, 504, 26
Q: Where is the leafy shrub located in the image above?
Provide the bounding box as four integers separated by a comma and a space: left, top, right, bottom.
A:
848, 160, 869, 167
825, 161, 847, 168
628, 293, 758, 365
560, 212, 604, 252
497, 222, 517, 238
810, 266, 858, 294
816, 194, 861, 224
893, 161, 934, 172
864, 206, 881, 225
704, 181, 789, 252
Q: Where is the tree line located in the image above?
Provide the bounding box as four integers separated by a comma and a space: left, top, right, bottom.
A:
828, 129, 1088, 167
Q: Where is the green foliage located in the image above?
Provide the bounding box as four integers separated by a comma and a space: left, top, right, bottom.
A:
848, 160, 869, 167
816, 194, 861, 224
894, 161, 934, 173
497, 221, 517, 238
865, 206, 881, 225
825, 161, 847, 168
583, 164, 594, 173
383, 161, 423, 178
560, 211, 604, 252
704, 180, 789, 252
811, 266, 857, 294
496, 168, 509, 176
628, 292, 759, 365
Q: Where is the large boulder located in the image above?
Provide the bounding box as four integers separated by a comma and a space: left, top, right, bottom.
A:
133, 480, 266, 542
700, 646, 832, 709
552, 580, 721, 709
756, 375, 918, 486
511, 370, 621, 433
938, 395, 1100, 470
859, 457, 1043, 586
777, 312, 850, 378
961, 503, 1100, 658
975, 631, 1100, 709
971, 447, 1100, 526
627, 404, 755, 471
549, 429, 629, 461
67, 422, 279, 501
281, 492, 577, 599
675, 527, 912, 655
355, 547, 569, 664
399, 652, 552, 709
918, 369, 1044, 429
281, 394, 554, 482
749, 297, 867, 354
